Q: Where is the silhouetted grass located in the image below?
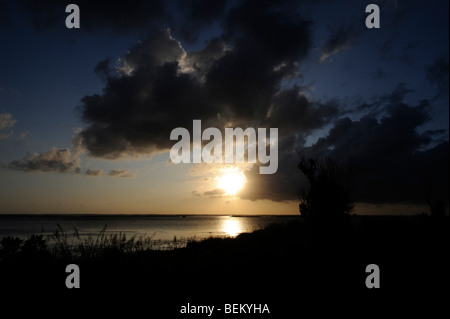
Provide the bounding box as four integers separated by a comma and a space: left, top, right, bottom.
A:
0, 224, 189, 263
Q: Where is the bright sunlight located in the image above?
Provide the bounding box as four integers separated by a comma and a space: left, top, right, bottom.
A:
217, 168, 246, 196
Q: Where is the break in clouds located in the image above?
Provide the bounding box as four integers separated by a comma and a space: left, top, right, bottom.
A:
6, 0, 449, 206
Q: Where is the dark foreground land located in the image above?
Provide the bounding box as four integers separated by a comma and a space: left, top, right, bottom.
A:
1, 215, 449, 318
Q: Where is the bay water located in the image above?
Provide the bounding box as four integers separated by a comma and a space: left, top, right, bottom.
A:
0, 214, 301, 247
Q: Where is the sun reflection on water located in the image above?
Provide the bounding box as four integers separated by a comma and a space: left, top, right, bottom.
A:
222, 218, 243, 237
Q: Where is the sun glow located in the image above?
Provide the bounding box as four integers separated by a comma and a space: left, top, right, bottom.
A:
222, 218, 243, 237
217, 168, 246, 196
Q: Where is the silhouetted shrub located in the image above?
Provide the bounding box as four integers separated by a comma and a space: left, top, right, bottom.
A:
425, 185, 447, 220
0, 236, 23, 258
298, 154, 353, 222
22, 235, 48, 254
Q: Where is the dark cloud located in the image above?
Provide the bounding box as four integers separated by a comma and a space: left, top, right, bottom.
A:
426, 56, 449, 99
78, 29, 209, 159
182, 38, 228, 80
302, 90, 449, 205
77, 1, 316, 159
108, 169, 127, 176
240, 83, 449, 206
7, 147, 80, 173
201, 1, 312, 122
108, 169, 135, 178
265, 88, 339, 136
85, 169, 102, 176
203, 188, 225, 198
6, 134, 84, 173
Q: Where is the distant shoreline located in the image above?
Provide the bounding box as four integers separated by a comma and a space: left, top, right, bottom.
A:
0, 213, 300, 219
0, 213, 431, 217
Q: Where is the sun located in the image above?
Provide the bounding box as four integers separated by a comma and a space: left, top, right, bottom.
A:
217, 169, 246, 196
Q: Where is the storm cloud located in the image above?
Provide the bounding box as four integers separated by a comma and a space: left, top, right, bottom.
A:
239, 83, 449, 205
77, 1, 317, 159
302, 87, 449, 205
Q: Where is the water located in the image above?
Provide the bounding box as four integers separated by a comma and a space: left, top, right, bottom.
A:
0, 214, 301, 243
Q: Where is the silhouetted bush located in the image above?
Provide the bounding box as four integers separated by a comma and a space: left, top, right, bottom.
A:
22, 235, 48, 254
298, 154, 353, 222
0, 236, 23, 258
425, 185, 447, 220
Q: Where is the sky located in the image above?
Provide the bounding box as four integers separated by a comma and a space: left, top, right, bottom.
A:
0, 0, 448, 215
